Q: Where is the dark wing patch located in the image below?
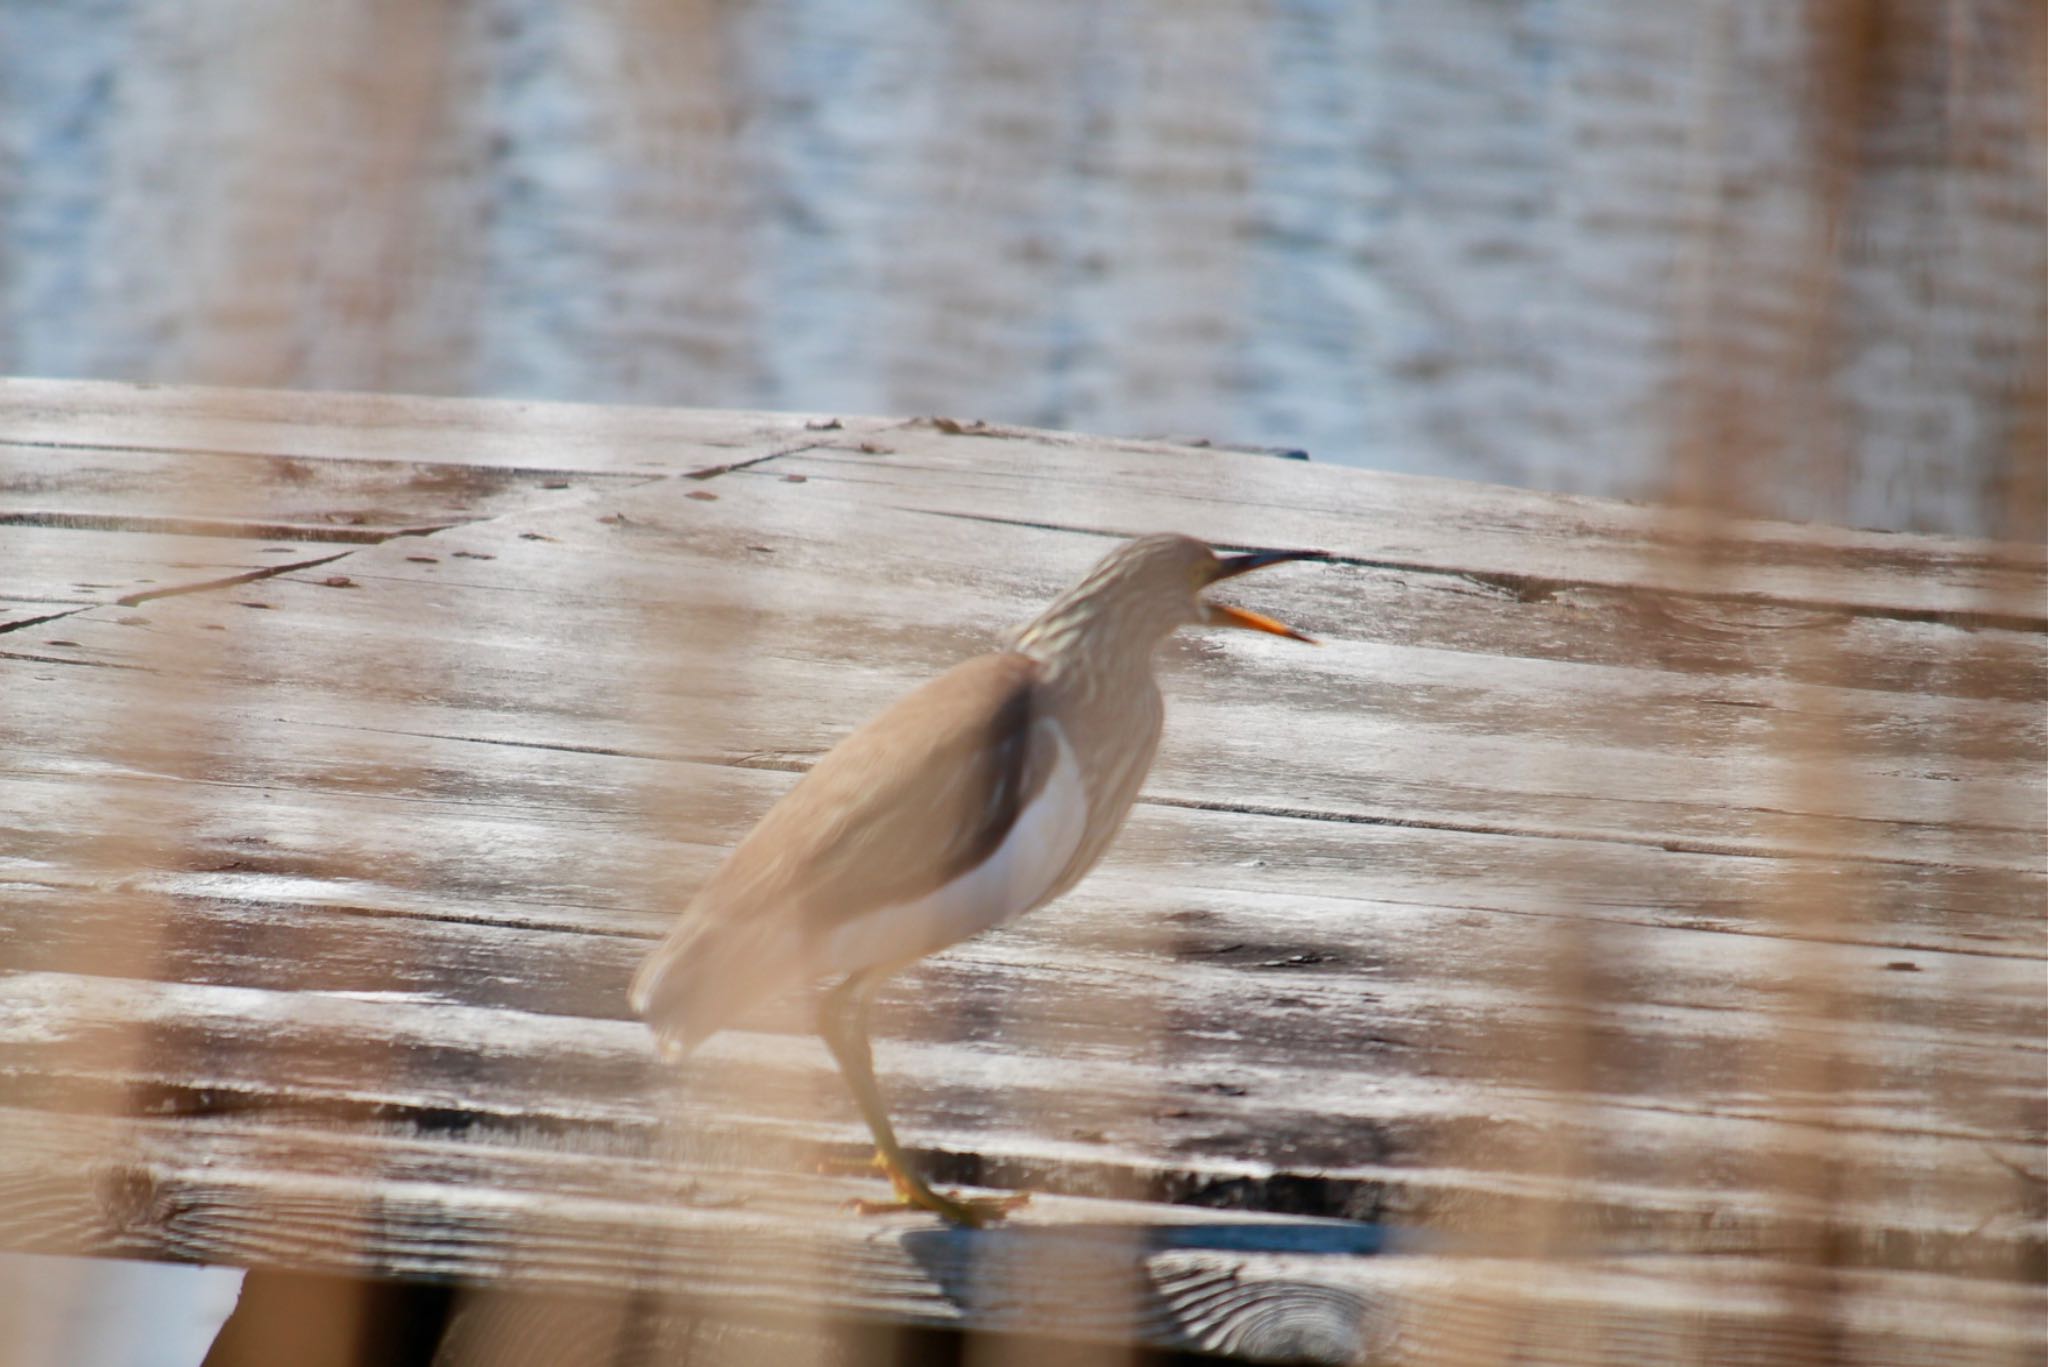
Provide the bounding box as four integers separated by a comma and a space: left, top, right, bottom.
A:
680, 651, 1053, 937
946, 670, 1049, 884
634, 652, 1057, 1048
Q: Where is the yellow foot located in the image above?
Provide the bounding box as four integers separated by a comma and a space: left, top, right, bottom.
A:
835, 1148, 1030, 1226
845, 1186, 1030, 1228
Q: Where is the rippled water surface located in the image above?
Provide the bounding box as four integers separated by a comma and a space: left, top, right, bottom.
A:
1, 1, 2039, 534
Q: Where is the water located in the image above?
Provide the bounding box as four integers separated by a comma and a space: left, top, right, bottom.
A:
1, 0, 2038, 536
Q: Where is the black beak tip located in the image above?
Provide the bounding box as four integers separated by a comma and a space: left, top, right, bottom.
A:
1212, 547, 1333, 580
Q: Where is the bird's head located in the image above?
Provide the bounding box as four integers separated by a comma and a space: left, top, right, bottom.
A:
1014, 533, 1324, 663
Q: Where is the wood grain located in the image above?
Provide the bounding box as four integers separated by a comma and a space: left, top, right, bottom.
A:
1, 382, 2040, 1363
11, 466, 2039, 875
761, 427, 2048, 626
0, 376, 887, 472
0, 1109, 2035, 1366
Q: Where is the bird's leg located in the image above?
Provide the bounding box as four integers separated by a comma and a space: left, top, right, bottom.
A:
819, 974, 1028, 1227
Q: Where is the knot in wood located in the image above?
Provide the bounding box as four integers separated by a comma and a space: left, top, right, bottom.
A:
1152, 1263, 1386, 1365
94, 1162, 170, 1236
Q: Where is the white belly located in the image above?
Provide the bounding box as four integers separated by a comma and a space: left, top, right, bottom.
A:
816, 719, 1090, 978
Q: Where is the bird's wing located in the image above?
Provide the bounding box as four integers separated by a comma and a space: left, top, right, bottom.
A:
714, 650, 1060, 925
631, 651, 1062, 1052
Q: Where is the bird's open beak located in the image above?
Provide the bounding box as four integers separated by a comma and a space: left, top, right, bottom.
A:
1211, 549, 1326, 581
1204, 549, 1325, 643
1207, 601, 1316, 642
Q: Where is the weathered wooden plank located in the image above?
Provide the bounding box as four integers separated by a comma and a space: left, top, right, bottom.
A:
12, 379, 2039, 625
2, 670, 2040, 962
4, 856, 2038, 1159
760, 427, 2048, 627
7, 742, 2037, 1223
4, 541, 2031, 1254
26, 513, 2043, 778
4, 753, 2041, 1202
1165, 551, 2047, 706
0, 522, 355, 631
2, 645, 2039, 959
0, 441, 649, 536
1, 435, 2038, 1275
0, 1107, 1400, 1365
2, 382, 2040, 1364
7, 825, 2037, 1059
0, 377, 889, 472
3, 1108, 2036, 1366
0, 935, 2035, 1282
9, 471, 2041, 873
0, 397, 882, 631
430, 1260, 2048, 1367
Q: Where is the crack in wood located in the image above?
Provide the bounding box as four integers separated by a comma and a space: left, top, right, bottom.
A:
0, 645, 150, 669
0, 435, 671, 485
910, 508, 2048, 635
289, 719, 676, 765
0, 510, 453, 544
1135, 794, 2001, 874
114, 550, 357, 608
257, 719, 2032, 877
0, 608, 93, 637
683, 436, 872, 481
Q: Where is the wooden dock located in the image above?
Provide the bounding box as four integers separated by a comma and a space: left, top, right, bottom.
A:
1, 378, 2041, 1364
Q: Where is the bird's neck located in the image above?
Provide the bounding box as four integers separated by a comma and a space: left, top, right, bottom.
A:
1008, 599, 1169, 877
1010, 604, 1173, 694
1017, 630, 1164, 836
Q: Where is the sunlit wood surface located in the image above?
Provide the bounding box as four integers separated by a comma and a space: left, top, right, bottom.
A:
1, 377, 2041, 1364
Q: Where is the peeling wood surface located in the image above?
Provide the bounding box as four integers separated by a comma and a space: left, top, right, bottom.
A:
1, 380, 2042, 1363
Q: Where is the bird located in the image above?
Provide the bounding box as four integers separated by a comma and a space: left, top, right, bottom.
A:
630, 533, 1323, 1225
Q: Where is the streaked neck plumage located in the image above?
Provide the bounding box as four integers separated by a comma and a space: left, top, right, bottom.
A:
1003, 564, 1175, 904
1008, 562, 1193, 695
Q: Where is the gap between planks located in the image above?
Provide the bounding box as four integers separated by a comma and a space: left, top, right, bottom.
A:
887, 505, 2048, 637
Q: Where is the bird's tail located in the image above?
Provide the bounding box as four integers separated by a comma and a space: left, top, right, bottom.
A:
629, 909, 790, 1060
